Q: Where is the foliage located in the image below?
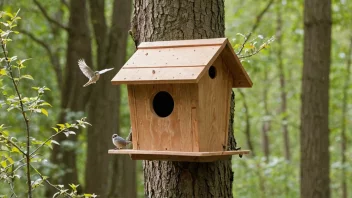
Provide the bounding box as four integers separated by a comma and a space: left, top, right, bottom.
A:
0, 10, 96, 198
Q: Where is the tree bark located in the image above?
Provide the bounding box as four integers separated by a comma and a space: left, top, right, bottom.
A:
340, 36, 352, 198
276, 1, 290, 161
131, 0, 236, 197
48, 0, 93, 195
84, 0, 135, 197
300, 0, 331, 197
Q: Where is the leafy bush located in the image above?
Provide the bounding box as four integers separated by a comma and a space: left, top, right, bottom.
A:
0, 10, 96, 198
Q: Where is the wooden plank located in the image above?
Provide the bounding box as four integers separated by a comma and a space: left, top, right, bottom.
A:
108, 150, 249, 162
127, 85, 138, 149
137, 38, 227, 49
130, 84, 198, 152
124, 46, 220, 68
221, 41, 253, 88
111, 67, 204, 85
197, 57, 232, 152
108, 149, 250, 156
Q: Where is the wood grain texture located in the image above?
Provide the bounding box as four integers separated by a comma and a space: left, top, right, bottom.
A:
128, 84, 198, 152
111, 38, 253, 88
197, 57, 232, 152
112, 67, 204, 85
221, 41, 253, 88
124, 46, 220, 67
137, 38, 227, 49
108, 149, 250, 162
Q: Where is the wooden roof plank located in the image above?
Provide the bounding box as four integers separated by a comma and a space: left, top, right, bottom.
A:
137, 38, 227, 49
111, 67, 204, 85
124, 46, 221, 68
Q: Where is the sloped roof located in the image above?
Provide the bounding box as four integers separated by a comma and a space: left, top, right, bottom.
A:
111, 38, 252, 88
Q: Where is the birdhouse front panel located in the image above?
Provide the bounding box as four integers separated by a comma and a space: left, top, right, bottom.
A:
127, 83, 200, 152
197, 56, 233, 152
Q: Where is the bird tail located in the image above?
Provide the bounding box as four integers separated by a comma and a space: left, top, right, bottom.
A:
83, 81, 92, 87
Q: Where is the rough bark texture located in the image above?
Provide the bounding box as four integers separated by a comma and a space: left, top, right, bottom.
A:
50, 0, 93, 193
84, 0, 135, 197
131, 1, 237, 197
300, 1, 331, 198
276, 2, 290, 161
340, 37, 352, 198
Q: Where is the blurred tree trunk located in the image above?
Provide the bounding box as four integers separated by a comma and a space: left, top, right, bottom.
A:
238, 90, 255, 156
300, 0, 331, 197
340, 36, 352, 198
276, 0, 290, 161
131, 0, 237, 197
84, 0, 135, 197
49, 0, 93, 194
262, 69, 270, 162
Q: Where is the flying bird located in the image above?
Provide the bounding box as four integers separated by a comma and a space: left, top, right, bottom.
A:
112, 134, 131, 149
78, 59, 114, 87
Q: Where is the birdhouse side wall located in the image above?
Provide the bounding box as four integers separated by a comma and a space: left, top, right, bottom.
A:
127, 84, 199, 152
197, 56, 233, 152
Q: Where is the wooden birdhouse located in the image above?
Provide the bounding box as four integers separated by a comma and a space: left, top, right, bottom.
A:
108, 38, 252, 162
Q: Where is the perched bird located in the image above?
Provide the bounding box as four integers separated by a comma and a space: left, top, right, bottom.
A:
112, 134, 131, 149
78, 59, 114, 87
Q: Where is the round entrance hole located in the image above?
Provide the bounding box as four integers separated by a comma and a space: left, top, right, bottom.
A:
208, 66, 217, 79
152, 91, 174, 117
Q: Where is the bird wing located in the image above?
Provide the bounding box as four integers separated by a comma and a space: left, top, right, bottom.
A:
98, 68, 114, 74
78, 59, 94, 78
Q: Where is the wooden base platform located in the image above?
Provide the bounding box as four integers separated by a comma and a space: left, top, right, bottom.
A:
108, 149, 250, 162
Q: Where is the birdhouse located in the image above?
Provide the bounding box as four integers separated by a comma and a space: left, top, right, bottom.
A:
108, 38, 252, 162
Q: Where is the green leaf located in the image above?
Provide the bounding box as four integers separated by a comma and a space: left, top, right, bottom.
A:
11, 147, 20, 153
20, 74, 34, 80
6, 156, 14, 164
41, 108, 48, 116
52, 127, 58, 133
57, 124, 65, 130
0, 69, 6, 75
0, 160, 6, 168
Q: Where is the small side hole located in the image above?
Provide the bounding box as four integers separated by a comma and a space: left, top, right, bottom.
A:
208, 66, 217, 79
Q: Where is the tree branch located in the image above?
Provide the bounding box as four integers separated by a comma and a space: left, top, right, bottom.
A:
1, 36, 32, 197
19, 29, 63, 89
19, 29, 51, 54
237, 0, 274, 55
32, 0, 69, 31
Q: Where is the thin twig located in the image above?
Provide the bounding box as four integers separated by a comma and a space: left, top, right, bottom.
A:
236, 0, 274, 55
1, 35, 32, 197
30, 164, 74, 198
29, 129, 67, 157
32, 0, 69, 31
238, 46, 267, 59
237, 33, 252, 55
0, 134, 27, 156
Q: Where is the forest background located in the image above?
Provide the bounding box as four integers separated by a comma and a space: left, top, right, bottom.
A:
0, 0, 351, 197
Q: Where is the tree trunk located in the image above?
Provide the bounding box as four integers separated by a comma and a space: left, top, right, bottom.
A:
300, 0, 331, 197
50, 0, 93, 194
131, 0, 236, 197
262, 70, 270, 162
84, 0, 135, 197
340, 36, 352, 198
276, 1, 290, 161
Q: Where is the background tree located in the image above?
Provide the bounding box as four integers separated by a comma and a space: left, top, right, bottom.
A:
300, 0, 331, 197
84, 0, 135, 197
